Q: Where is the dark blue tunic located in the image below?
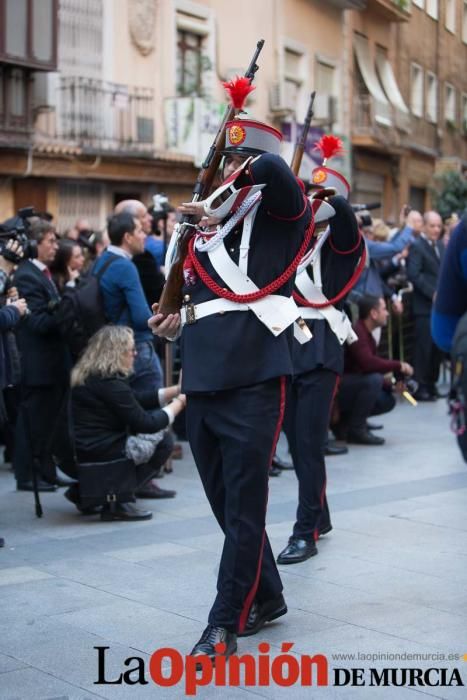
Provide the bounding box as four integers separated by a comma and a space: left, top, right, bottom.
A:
181, 153, 311, 393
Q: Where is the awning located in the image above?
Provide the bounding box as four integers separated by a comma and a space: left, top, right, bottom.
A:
353, 34, 392, 126
376, 49, 411, 132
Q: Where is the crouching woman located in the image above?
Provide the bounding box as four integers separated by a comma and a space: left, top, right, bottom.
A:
68, 325, 186, 521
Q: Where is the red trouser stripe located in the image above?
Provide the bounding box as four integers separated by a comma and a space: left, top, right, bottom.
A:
238, 376, 286, 633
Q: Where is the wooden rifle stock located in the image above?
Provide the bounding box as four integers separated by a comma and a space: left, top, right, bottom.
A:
158, 40, 265, 315
290, 91, 316, 176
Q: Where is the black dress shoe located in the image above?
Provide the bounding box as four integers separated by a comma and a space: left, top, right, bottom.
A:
269, 464, 281, 477
277, 537, 317, 565
100, 503, 153, 521
366, 421, 383, 431
238, 594, 287, 637
347, 429, 385, 446
135, 482, 176, 499
271, 454, 294, 470
325, 440, 348, 456
17, 480, 58, 493
319, 524, 333, 537
190, 625, 237, 664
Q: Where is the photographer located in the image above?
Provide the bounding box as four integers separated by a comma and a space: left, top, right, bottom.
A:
146, 196, 177, 270
334, 295, 413, 445
352, 208, 415, 312
13, 220, 71, 491
0, 240, 28, 467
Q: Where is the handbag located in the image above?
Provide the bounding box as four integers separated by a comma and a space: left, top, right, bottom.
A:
77, 456, 137, 508
125, 430, 165, 465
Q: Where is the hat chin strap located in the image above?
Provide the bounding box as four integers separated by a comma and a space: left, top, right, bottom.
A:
203, 157, 264, 220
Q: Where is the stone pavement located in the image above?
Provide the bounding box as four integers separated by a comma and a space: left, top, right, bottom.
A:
0, 395, 466, 699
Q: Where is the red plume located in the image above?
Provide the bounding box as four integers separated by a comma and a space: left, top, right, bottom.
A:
313, 134, 344, 162
222, 76, 255, 110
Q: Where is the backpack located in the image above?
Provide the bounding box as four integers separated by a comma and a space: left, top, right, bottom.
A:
449, 311, 467, 461
57, 254, 121, 360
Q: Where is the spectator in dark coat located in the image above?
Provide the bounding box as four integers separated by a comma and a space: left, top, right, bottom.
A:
12, 221, 70, 491
69, 325, 186, 521
407, 211, 445, 401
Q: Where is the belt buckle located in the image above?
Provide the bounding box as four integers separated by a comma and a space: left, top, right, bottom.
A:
185, 303, 197, 325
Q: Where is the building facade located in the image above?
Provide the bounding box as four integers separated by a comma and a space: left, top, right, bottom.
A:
348, 0, 467, 220
0, 0, 466, 229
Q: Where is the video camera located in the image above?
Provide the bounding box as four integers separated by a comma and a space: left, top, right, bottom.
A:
150, 194, 172, 235
0, 206, 38, 263
351, 202, 381, 230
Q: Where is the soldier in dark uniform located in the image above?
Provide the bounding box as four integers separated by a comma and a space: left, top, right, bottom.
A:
150, 113, 313, 661
277, 143, 365, 564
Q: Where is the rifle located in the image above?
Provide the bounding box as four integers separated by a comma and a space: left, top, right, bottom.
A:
290, 91, 316, 176
158, 39, 265, 315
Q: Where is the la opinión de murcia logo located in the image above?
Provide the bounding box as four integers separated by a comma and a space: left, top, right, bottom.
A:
94, 645, 465, 695
95, 643, 328, 694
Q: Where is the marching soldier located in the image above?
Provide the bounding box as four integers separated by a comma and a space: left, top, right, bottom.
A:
149, 80, 314, 661
277, 136, 366, 564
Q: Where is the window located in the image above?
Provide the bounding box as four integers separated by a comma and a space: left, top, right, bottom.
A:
462, 94, 467, 134
464, 2, 467, 43
426, 0, 438, 20
412, 0, 424, 7
176, 30, 204, 96
284, 47, 304, 108
410, 64, 423, 117
316, 60, 335, 95
9, 68, 26, 117
3, 0, 56, 69
175, 5, 212, 98
445, 83, 456, 124
445, 0, 456, 33
5, 0, 28, 59
426, 72, 438, 122
33, 0, 54, 62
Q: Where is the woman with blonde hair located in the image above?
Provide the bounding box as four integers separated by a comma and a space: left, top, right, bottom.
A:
68, 325, 186, 521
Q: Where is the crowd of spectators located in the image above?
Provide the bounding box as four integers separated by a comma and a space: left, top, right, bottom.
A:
329, 204, 455, 450
0, 195, 462, 543
0, 199, 182, 533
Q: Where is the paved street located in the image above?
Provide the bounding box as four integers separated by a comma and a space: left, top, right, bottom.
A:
0, 394, 466, 699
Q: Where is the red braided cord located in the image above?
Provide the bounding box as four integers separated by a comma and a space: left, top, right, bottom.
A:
187, 208, 316, 304
293, 244, 367, 309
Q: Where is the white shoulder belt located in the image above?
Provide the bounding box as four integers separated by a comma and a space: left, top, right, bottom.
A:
180, 235, 311, 344
295, 268, 357, 345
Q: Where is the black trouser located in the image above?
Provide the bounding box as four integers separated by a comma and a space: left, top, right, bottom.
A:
413, 314, 443, 392
283, 369, 337, 542
186, 379, 284, 633
338, 373, 395, 432
13, 383, 66, 484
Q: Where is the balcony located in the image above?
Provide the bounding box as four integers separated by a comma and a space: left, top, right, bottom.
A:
34, 76, 155, 155
365, 0, 411, 22
325, 0, 367, 8
352, 94, 408, 151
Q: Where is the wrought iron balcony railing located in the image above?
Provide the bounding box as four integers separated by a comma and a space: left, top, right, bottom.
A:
352, 94, 411, 148
34, 76, 155, 154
